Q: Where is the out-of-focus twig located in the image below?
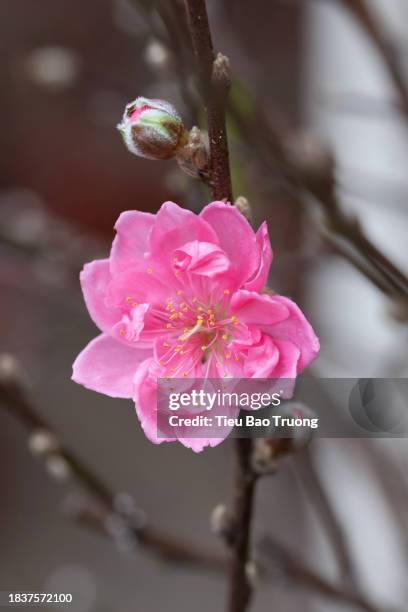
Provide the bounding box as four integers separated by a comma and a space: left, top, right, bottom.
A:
258, 537, 391, 612
0, 195, 105, 286
292, 447, 356, 588
230, 104, 408, 302
337, 0, 408, 122
1, 356, 399, 612
0, 354, 224, 573
138, 0, 407, 303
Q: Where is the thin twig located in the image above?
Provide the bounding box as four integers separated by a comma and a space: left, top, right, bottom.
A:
227, 439, 257, 612
258, 537, 388, 612
292, 448, 356, 588
320, 229, 394, 296
0, 357, 224, 573
318, 186, 408, 297
184, 0, 232, 201
230, 102, 408, 300
133, 0, 408, 302
1, 358, 398, 612
338, 0, 408, 122
183, 3, 256, 611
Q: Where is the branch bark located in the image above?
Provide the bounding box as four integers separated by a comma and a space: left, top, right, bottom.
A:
184, 0, 232, 202
227, 439, 257, 612
183, 3, 255, 611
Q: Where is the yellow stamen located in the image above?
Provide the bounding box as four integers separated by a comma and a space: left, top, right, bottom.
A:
180, 317, 203, 341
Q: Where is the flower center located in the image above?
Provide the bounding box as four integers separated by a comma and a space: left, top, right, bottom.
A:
157, 288, 241, 376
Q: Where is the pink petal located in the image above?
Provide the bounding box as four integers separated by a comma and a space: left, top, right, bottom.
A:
173, 241, 230, 277
133, 358, 176, 443
72, 334, 151, 398
262, 296, 320, 372
271, 339, 301, 378
200, 202, 259, 287
178, 436, 226, 452
150, 201, 219, 270
243, 334, 280, 378
80, 260, 122, 333
107, 264, 173, 310
110, 210, 155, 274
244, 222, 272, 292
134, 357, 234, 451
230, 290, 289, 326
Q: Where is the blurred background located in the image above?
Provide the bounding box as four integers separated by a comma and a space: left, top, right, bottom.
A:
1, 0, 408, 610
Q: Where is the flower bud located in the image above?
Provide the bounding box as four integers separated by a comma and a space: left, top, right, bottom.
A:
210, 504, 232, 537
234, 196, 252, 221
28, 429, 59, 456
117, 97, 187, 160
176, 126, 209, 179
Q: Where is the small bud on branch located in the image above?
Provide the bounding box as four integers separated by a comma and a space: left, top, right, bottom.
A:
210, 504, 234, 542
234, 196, 252, 221
176, 126, 209, 180
118, 97, 188, 160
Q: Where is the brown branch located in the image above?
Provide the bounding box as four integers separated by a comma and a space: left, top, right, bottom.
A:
307, 171, 408, 298
0, 355, 224, 573
184, 0, 232, 201
320, 229, 395, 297
338, 0, 408, 121
227, 439, 257, 612
258, 537, 388, 612
182, 3, 256, 612
292, 448, 356, 588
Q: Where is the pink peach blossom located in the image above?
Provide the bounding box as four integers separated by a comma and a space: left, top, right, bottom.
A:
72, 201, 319, 451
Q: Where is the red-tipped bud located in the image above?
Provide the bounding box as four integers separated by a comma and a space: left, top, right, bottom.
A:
117, 97, 187, 160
